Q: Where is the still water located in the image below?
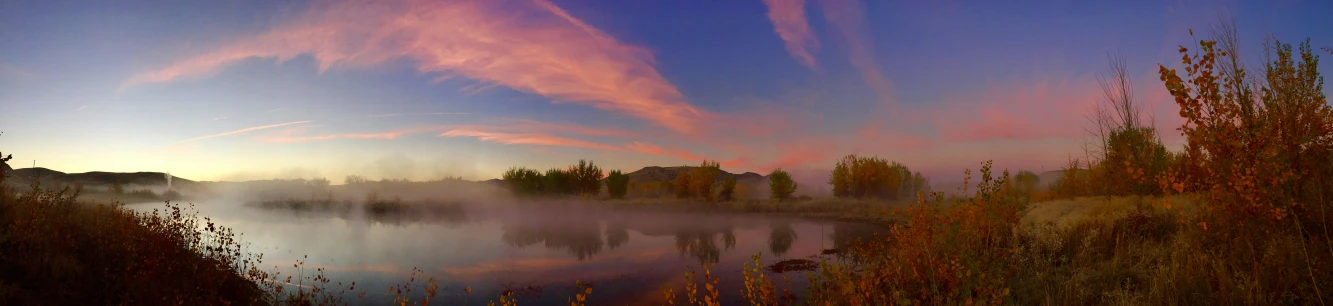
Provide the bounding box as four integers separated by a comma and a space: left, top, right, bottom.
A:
126, 200, 886, 305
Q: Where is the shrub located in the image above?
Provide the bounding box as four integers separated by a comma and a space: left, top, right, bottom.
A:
0, 184, 271, 304
343, 175, 369, 185
605, 170, 629, 199
1011, 170, 1040, 201
807, 161, 1027, 304
768, 169, 797, 201
1156, 23, 1333, 302
1101, 127, 1171, 196
1052, 157, 1091, 198
717, 176, 737, 202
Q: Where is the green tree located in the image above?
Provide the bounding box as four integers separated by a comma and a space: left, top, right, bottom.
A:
605, 170, 629, 199
502, 167, 544, 196
829, 158, 850, 197
568, 160, 604, 196
692, 160, 721, 201
769, 169, 798, 201
543, 168, 573, 195
717, 176, 737, 201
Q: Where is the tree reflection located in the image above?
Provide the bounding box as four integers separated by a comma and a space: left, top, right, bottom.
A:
604, 222, 628, 250
768, 221, 797, 257
501, 221, 604, 261
831, 223, 880, 251
673, 230, 722, 264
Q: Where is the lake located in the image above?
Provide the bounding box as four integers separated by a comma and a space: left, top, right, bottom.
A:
125, 200, 886, 305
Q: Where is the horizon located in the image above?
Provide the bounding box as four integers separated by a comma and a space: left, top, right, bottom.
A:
2, 0, 1331, 184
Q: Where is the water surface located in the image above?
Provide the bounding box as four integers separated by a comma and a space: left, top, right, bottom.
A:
127, 200, 885, 304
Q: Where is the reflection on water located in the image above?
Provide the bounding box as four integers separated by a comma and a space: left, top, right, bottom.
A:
768, 221, 797, 257
129, 200, 886, 304
501, 221, 603, 261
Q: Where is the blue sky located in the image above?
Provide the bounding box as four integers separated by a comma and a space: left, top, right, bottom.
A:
0, 0, 1329, 184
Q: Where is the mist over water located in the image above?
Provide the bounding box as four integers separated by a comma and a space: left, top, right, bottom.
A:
121, 181, 886, 305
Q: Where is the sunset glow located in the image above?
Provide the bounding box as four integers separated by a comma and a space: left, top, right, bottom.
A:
1, 0, 1329, 183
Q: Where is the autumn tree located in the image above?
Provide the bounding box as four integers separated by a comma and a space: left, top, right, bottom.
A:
692, 160, 721, 201
673, 168, 693, 199
769, 169, 798, 201
829, 154, 912, 199
605, 170, 629, 199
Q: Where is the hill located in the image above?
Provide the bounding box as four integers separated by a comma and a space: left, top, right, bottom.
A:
6, 167, 197, 189
624, 166, 766, 185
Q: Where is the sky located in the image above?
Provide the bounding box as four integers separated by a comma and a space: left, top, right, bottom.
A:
0, 0, 1330, 184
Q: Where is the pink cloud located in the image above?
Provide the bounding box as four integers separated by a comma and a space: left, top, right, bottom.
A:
761, 0, 820, 70
441, 128, 625, 152
122, 0, 708, 134
933, 76, 1101, 142
502, 118, 638, 138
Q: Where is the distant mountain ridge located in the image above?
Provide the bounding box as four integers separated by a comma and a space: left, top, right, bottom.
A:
2, 165, 773, 190
624, 166, 766, 185
6, 167, 196, 188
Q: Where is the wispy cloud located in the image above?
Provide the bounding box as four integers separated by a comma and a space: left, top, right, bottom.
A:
257, 125, 447, 143
441, 128, 626, 151
0, 61, 38, 81
122, 0, 709, 133
441, 125, 714, 162
502, 118, 637, 138
762, 0, 820, 70
818, 0, 894, 106
213, 116, 226, 121
365, 112, 469, 118
266, 108, 286, 113
76, 105, 87, 111
176, 120, 312, 143
624, 141, 706, 162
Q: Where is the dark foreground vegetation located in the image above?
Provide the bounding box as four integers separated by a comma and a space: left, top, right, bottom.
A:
2, 20, 1332, 305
